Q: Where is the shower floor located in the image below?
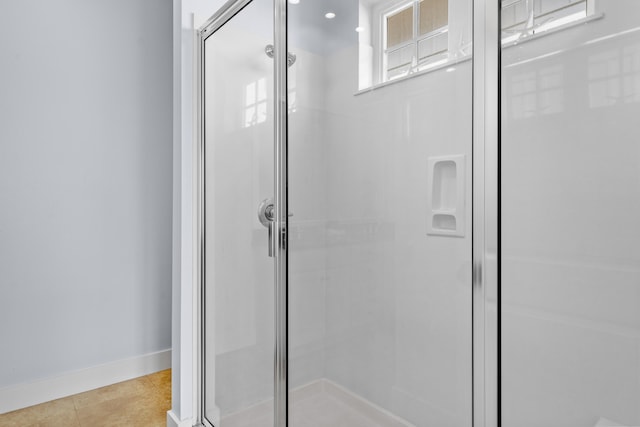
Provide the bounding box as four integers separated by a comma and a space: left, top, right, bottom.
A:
220, 379, 413, 427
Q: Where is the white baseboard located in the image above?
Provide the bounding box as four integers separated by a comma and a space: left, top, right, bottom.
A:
0, 349, 171, 415
167, 409, 194, 427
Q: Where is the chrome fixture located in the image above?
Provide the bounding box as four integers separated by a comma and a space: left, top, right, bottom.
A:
258, 198, 276, 257
257, 197, 275, 227
258, 198, 293, 258
265, 44, 296, 66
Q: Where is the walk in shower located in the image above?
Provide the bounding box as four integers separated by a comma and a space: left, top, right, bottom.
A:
196, 0, 640, 426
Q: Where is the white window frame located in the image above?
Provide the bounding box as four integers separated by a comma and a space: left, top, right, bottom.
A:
363, 0, 598, 92
379, 0, 450, 82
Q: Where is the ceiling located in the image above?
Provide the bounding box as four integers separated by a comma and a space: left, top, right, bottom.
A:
288, 0, 360, 55
206, 0, 363, 56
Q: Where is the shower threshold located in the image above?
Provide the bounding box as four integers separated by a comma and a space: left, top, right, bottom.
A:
220, 379, 414, 427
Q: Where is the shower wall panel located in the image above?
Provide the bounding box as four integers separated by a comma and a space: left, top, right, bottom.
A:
309, 43, 473, 425
287, 48, 330, 390
501, 0, 640, 425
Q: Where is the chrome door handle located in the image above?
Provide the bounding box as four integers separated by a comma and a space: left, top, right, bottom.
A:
258, 198, 275, 227
268, 221, 276, 257
258, 198, 293, 257
258, 198, 275, 257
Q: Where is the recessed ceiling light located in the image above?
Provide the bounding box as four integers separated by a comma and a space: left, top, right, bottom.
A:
355, 26, 364, 32
325, 12, 336, 19
446, 67, 456, 72
289, 0, 299, 4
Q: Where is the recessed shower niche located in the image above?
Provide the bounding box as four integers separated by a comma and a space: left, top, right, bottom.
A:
427, 154, 465, 237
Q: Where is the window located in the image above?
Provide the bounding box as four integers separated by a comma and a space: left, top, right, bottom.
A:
502, 0, 591, 44
383, 0, 449, 81
363, 0, 592, 89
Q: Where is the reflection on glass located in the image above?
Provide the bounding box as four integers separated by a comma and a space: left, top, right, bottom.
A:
588, 42, 640, 108
501, 0, 589, 45
244, 78, 268, 128
508, 65, 564, 118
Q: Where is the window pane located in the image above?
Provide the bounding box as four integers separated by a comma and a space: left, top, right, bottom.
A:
387, 6, 413, 48
418, 31, 448, 61
387, 44, 413, 79
419, 0, 448, 36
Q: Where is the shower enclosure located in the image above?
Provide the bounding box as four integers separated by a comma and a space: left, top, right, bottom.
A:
195, 0, 640, 426
501, 0, 640, 426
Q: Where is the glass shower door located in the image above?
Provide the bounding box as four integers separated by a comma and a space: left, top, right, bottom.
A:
201, 0, 477, 425
501, 0, 640, 425
287, 1, 475, 426
202, 0, 277, 425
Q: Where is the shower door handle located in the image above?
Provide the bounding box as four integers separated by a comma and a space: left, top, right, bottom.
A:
258, 198, 293, 257
267, 221, 276, 257
258, 198, 276, 257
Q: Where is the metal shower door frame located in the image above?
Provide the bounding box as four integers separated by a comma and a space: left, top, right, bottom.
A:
472, 0, 500, 426
195, 0, 501, 425
196, 0, 289, 426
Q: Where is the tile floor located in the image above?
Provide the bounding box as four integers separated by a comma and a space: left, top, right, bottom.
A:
0, 369, 171, 427
219, 379, 413, 427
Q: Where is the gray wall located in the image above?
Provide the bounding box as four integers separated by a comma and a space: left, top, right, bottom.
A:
0, 0, 173, 387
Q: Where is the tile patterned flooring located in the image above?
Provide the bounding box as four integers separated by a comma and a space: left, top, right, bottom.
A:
220, 379, 413, 427
0, 369, 171, 427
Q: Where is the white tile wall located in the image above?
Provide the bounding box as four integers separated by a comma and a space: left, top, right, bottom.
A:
501, 0, 640, 425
